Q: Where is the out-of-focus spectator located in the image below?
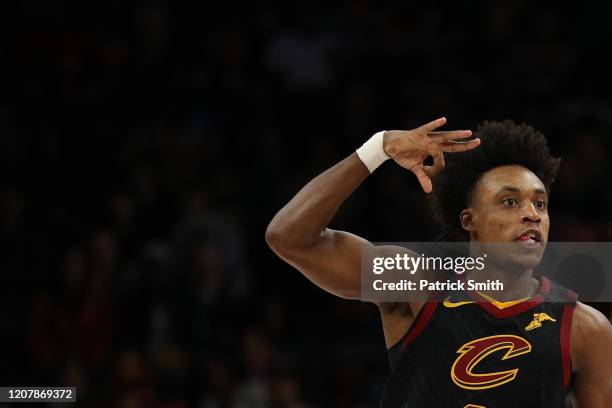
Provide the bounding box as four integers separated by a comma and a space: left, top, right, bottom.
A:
8, 3, 612, 406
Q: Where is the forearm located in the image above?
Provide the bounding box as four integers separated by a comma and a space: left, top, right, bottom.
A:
266, 152, 370, 250
264, 118, 476, 299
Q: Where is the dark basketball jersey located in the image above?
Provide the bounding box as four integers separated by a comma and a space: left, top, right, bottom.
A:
380, 276, 576, 408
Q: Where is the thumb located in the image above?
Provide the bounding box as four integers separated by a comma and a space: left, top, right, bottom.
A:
423, 152, 445, 178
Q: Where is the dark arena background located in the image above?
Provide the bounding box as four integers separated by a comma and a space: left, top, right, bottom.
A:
3, 2, 612, 407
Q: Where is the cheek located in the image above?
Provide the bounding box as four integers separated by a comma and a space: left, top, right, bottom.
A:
488, 218, 508, 232
541, 216, 550, 232
479, 213, 512, 237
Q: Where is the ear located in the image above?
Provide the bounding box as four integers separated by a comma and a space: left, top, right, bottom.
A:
460, 208, 476, 232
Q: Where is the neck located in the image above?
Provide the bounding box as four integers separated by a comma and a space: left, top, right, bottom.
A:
466, 262, 539, 302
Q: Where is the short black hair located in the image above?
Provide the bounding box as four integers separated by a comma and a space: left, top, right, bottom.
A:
430, 120, 561, 237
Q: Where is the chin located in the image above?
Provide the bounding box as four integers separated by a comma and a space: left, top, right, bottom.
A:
472, 240, 546, 272
505, 251, 544, 271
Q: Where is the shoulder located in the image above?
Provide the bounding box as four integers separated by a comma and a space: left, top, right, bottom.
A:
568, 302, 612, 403
572, 302, 611, 336
375, 245, 427, 320
375, 245, 418, 314
571, 302, 612, 370
376, 244, 415, 256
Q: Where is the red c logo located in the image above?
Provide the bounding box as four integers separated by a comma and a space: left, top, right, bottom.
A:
451, 335, 531, 390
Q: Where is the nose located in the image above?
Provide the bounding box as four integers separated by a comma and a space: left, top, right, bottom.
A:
521, 202, 541, 224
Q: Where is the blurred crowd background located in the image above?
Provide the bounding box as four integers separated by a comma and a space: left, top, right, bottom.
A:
3, 2, 612, 407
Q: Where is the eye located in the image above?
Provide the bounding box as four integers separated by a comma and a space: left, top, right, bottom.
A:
502, 198, 518, 207
535, 200, 547, 209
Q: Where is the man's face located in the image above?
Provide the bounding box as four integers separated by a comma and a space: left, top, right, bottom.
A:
463, 165, 549, 269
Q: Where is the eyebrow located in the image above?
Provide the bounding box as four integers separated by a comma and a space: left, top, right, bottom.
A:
497, 186, 547, 195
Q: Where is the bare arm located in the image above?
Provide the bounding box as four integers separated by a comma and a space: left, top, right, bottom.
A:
265, 152, 373, 299
570, 302, 612, 407
265, 117, 478, 300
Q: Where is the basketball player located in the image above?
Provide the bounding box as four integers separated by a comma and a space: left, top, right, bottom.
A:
265, 118, 612, 407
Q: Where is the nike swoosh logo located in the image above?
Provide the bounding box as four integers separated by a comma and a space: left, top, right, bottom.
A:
443, 298, 475, 308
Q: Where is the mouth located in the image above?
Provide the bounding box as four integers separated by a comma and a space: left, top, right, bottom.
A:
515, 230, 542, 248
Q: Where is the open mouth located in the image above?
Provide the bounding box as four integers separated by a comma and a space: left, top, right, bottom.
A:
515, 230, 542, 248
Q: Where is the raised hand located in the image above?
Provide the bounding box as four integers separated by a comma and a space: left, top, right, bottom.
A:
383, 117, 480, 193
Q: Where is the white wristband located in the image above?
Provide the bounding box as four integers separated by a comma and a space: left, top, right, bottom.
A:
356, 131, 390, 173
